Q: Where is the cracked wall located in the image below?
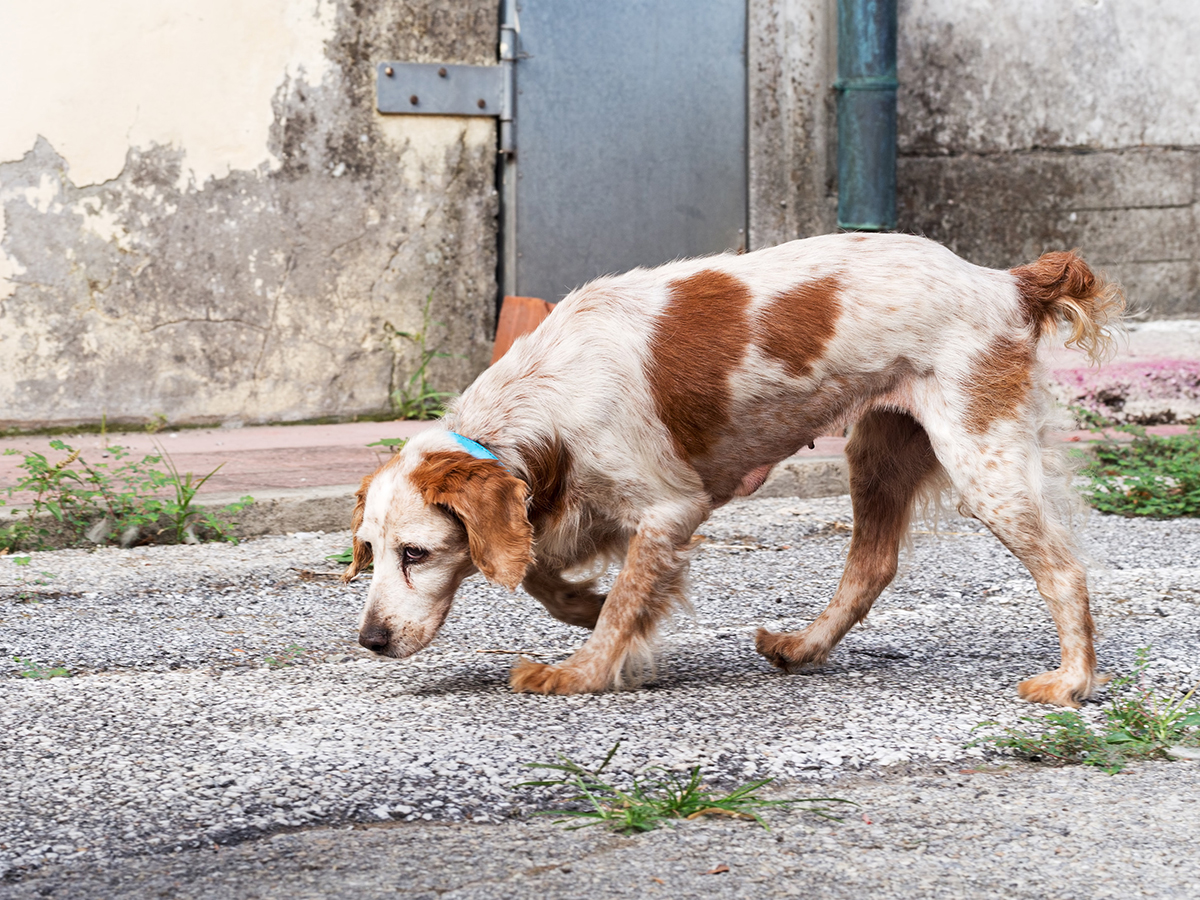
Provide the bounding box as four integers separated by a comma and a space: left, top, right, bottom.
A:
0, 0, 499, 429
896, 0, 1200, 317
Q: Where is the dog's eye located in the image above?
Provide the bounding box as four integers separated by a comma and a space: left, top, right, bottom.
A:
402, 546, 429, 565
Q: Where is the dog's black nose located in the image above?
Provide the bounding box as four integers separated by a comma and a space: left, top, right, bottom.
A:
358, 624, 391, 652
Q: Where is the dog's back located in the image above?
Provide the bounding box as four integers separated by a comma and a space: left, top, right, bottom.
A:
452, 233, 1119, 506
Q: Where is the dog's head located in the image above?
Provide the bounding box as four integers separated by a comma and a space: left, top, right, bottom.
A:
344, 434, 533, 658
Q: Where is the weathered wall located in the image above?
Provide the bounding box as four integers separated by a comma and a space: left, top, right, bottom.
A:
897, 0, 1200, 317
749, 0, 838, 250
752, 0, 1200, 318
0, 0, 499, 430
6, 0, 1196, 432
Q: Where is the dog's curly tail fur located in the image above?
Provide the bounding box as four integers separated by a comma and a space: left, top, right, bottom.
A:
1011, 250, 1126, 365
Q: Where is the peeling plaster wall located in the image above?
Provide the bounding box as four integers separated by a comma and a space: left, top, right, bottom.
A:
0, 0, 499, 429
896, 0, 1200, 317
0, 0, 339, 190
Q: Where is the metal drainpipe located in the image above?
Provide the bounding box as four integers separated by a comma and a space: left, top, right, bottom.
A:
835, 0, 898, 231
498, 0, 519, 303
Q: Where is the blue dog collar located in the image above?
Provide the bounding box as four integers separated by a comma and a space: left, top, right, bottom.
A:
447, 431, 503, 465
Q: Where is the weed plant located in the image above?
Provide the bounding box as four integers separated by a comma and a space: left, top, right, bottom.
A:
264, 643, 308, 668
326, 546, 359, 568
13, 656, 70, 679
1, 439, 252, 552
386, 294, 458, 420
971, 648, 1200, 773
367, 437, 409, 450
1077, 423, 1200, 518
6, 554, 54, 603
517, 742, 853, 834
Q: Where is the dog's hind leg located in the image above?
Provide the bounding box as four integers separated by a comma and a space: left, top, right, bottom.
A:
522, 566, 606, 630
511, 501, 703, 694
926, 423, 1098, 707
757, 410, 940, 673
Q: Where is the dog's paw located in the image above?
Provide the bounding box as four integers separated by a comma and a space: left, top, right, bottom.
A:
509, 657, 606, 694
1017, 668, 1098, 708
754, 627, 831, 673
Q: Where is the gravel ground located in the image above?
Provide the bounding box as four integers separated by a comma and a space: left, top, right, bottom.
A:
2, 496, 1198, 896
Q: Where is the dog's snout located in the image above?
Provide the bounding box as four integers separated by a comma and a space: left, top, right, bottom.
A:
358, 623, 391, 653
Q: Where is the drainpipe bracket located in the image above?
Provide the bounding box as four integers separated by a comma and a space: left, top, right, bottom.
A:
834, 77, 899, 92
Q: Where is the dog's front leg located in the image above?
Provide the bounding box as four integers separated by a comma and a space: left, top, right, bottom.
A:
511, 508, 697, 694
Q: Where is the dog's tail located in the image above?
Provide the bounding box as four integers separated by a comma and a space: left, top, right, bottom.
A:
1011, 250, 1125, 364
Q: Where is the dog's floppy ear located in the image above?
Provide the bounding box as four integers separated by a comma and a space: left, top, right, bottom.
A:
341, 472, 375, 582
410, 450, 533, 590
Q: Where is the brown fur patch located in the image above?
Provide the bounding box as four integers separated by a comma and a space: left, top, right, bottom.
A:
522, 567, 606, 629
516, 436, 573, 529
757, 276, 843, 378
844, 411, 939, 567
964, 337, 1035, 434
410, 450, 533, 590
342, 472, 376, 582
646, 269, 753, 460
1011, 251, 1097, 340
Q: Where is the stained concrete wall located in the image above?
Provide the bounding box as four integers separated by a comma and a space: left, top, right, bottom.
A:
752, 0, 1200, 318
748, 0, 838, 250
0, 0, 499, 430
897, 0, 1200, 318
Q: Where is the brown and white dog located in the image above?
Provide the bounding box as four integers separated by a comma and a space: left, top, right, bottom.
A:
344, 233, 1123, 707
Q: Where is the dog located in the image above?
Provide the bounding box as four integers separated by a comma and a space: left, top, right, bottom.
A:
344, 232, 1123, 707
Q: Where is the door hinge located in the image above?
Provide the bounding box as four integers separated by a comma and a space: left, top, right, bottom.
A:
376, 0, 518, 153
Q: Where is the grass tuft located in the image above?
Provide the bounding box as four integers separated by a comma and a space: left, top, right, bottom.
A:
971, 647, 1200, 773
264, 643, 308, 668
517, 742, 854, 834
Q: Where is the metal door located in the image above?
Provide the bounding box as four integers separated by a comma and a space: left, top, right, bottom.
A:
505, 1, 747, 302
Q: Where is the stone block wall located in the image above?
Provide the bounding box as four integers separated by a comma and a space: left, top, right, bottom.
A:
896, 0, 1199, 317
752, 0, 1199, 318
